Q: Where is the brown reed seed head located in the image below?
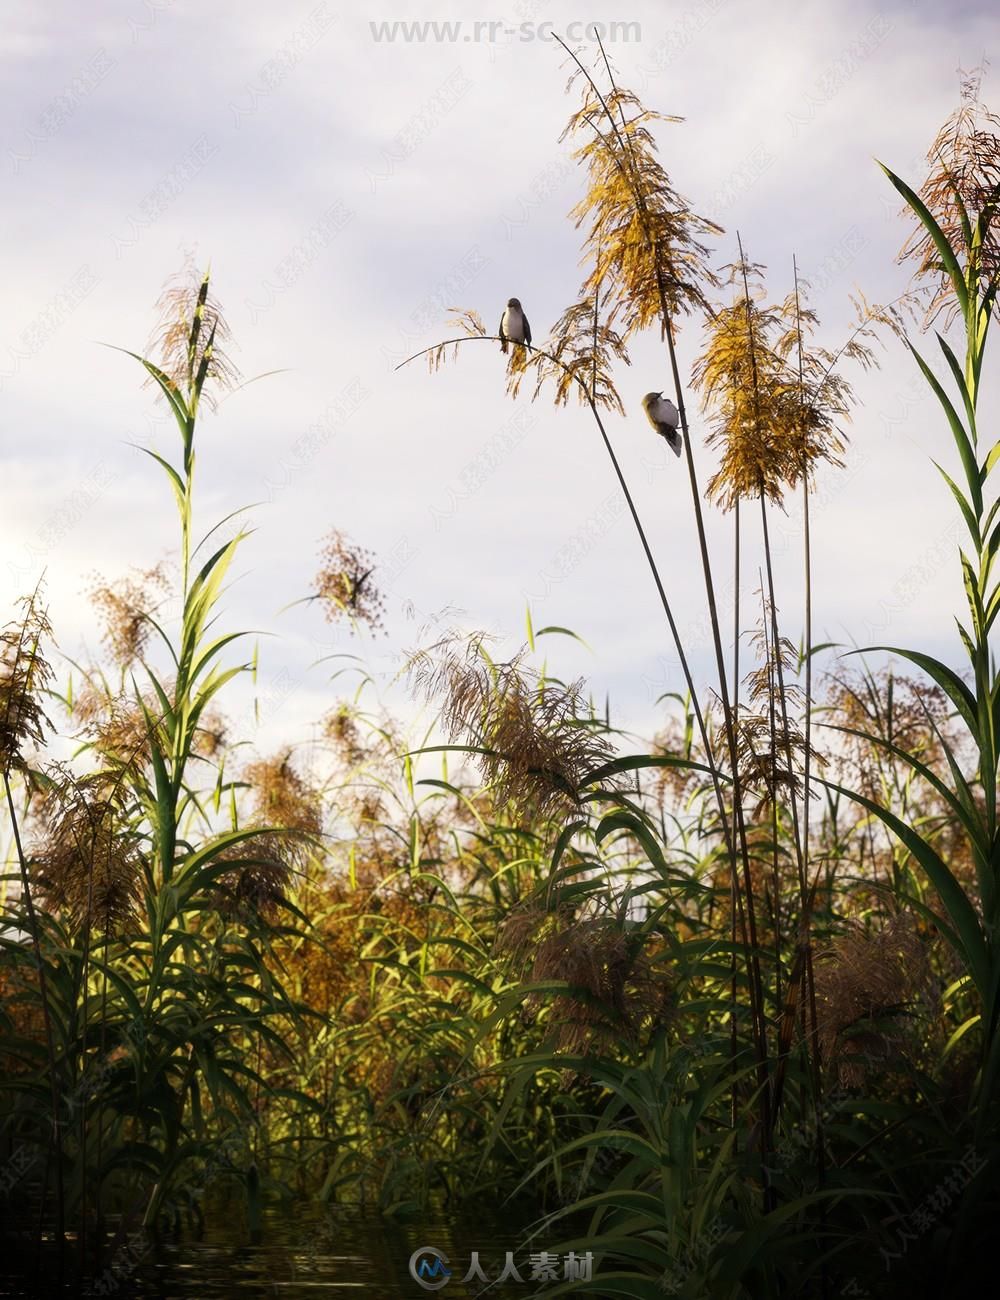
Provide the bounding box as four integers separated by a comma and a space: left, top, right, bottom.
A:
736, 715, 798, 819
822, 668, 956, 800
72, 675, 171, 770
31, 777, 143, 937
532, 293, 629, 413
733, 613, 824, 817
695, 259, 880, 509
409, 634, 617, 823
813, 913, 936, 1087
315, 530, 386, 634
238, 752, 323, 899
88, 563, 171, 669
146, 259, 240, 408
0, 595, 54, 775
562, 81, 721, 340
244, 752, 323, 843
649, 713, 703, 807
191, 708, 228, 760
215, 830, 294, 920
774, 283, 887, 489
898, 67, 1000, 325
694, 261, 794, 511
323, 704, 366, 765
502, 909, 675, 1055
426, 308, 487, 374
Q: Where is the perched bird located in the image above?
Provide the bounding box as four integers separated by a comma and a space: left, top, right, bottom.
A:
499, 297, 531, 354
642, 391, 682, 458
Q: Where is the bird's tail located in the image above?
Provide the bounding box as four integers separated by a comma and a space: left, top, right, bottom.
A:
664, 429, 682, 458
500, 337, 508, 355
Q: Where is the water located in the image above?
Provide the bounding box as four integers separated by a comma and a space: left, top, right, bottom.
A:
0, 1204, 553, 1298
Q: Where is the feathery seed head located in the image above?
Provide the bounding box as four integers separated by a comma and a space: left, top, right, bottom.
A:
146, 258, 240, 409
898, 67, 1000, 325
31, 777, 143, 938
409, 633, 617, 823
562, 80, 720, 340
0, 593, 54, 776
314, 530, 386, 634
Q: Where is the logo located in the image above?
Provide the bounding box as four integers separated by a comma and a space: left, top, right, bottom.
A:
410, 1247, 452, 1291
407, 1243, 595, 1288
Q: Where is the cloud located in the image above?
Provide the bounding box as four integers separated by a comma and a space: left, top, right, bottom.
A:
2, 0, 997, 749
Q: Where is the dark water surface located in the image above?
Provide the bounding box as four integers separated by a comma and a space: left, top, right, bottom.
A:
0, 1204, 551, 1299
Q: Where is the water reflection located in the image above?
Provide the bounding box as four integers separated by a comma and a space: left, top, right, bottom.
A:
0, 1204, 542, 1298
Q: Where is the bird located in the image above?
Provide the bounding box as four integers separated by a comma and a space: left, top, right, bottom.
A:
642, 391, 682, 457
499, 297, 531, 354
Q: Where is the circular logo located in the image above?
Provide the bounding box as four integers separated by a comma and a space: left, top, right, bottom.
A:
410, 1246, 452, 1291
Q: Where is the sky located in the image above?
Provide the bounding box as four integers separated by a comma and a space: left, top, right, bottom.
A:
2, 0, 999, 770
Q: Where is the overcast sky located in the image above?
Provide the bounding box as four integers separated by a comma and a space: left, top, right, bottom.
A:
3, 0, 998, 767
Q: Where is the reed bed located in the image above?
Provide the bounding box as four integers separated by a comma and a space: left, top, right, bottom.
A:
1, 44, 998, 1300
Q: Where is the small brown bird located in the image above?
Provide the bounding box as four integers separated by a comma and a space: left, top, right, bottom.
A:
499, 297, 531, 354
642, 391, 682, 457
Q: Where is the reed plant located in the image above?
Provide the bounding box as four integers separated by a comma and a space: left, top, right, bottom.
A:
1, 41, 999, 1300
